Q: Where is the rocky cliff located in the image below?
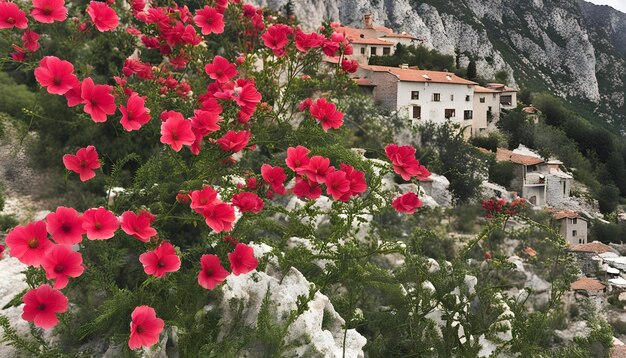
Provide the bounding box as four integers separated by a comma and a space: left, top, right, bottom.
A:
255, 0, 626, 129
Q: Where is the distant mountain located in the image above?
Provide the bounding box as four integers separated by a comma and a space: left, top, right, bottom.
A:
256, 0, 626, 130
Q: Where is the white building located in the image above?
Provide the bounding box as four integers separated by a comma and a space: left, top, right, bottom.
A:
473, 86, 501, 136
486, 83, 518, 110
555, 210, 588, 246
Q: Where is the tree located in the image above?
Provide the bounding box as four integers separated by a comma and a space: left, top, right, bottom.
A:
467, 60, 477, 81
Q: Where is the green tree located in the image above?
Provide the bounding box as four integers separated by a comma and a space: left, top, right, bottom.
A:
466, 60, 477, 81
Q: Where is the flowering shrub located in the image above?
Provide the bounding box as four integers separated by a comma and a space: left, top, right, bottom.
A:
482, 196, 527, 218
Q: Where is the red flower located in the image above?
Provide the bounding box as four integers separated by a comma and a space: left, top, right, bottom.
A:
261, 164, 286, 195
139, 242, 181, 278
160, 111, 195, 152
46, 206, 85, 245
392, 192, 422, 214
341, 59, 359, 73
190, 109, 221, 136
87, 1, 118, 32
82, 207, 119, 240
0, 2, 28, 29
228, 243, 258, 276
293, 177, 322, 200
128, 306, 164, 350
21, 30, 40, 52
194, 6, 224, 35
190, 186, 220, 213
197, 254, 229, 290
205, 55, 237, 83
6, 221, 53, 267
64, 79, 82, 107
120, 92, 151, 131
233, 80, 262, 109
322, 40, 340, 56
81, 77, 116, 123
232, 192, 264, 213
202, 203, 236, 233
295, 30, 324, 52
22, 285, 68, 329
0, 244, 4, 259
34, 56, 78, 95
41, 245, 84, 289
309, 98, 344, 131
10, 45, 26, 62
298, 98, 313, 112
62, 145, 100, 182
262, 24, 293, 55
384, 144, 427, 181
121, 210, 157, 242
337, 164, 367, 201
216, 130, 251, 153
31, 0, 67, 23
285, 146, 310, 174
304, 155, 333, 184
324, 170, 351, 201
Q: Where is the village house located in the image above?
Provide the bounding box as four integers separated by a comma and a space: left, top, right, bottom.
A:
555, 210, 589, 246
486, 83, 518, 110
495, 148, 547, 206
522, 105, 540, 124
570, 242, 614, 276
472, 85, 501, 136
569, 277, 606, 311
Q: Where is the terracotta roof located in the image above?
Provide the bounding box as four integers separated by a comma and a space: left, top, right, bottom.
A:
474, 85, 500, 94
477, 147, 492, 154
353, 78, 376, 86
335, 26, 396, 46
363, 65, 478, 85
486, 83, 517, 92
571, 242, 611, 254
570, 277, 605, 292
351, 38, 396, 45
382, 33, 418, 39
495, 148, 544, 166
374, 25, 393, 34
554, 210, 579, 220
523, 106, 539, 114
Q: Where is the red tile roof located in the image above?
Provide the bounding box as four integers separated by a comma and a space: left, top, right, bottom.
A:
554, 210, 579, 220
571, 242, 611, 254
523, 106, 539, 114
382, 33, 418, 39
363, 65, 478, 85
335, 26, 396, 46
486, 83, 517, 92
474, 85, 500, 93
495, 148, 544, 166
570, 277, 605, 292
353, 78, 376, 86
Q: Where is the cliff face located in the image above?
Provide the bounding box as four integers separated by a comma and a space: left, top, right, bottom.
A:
255, 0, 626, 129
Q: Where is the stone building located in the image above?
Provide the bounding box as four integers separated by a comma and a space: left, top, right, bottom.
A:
555, 210, 588, 246
570, 242, 613, 276
569, 277, 606, 312
473, 85, 501, 136
495, 148, 546, 206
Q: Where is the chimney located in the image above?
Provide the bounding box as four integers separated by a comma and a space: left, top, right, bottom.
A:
363, 14, 373, 29
399, 64, 409, 69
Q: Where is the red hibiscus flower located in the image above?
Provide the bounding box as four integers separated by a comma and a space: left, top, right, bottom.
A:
197, 254, 229, 290
86, 1, 118, 32
121, 210, 157, 242
22, 285, 68, 329
298, 98, 313, 112
232, 80, 262, 110
190, 109, 221, 136
82, 207, 119, 240
337, 164, 367, 201
41, 245, 84, 289
64, 79, 82, 107
216, 130, 251, 153
120, 92, 151, 131
46, 207, 85, 245
202, 203, 236, 233
34, 56, 78, 95
190, 186, 220, 213
324, 170, 351, 201
0, 2, 28, 29
31, 0, 67, 23
285, 146, 310, 174
304, 155, 333, 184
0, 244, 4, 259
205, 55, 237, 83
62, 145, 100, 181
232, 192, 264, 213
160, 111, 195, 152
139, 242, 181, 278
228, 243, 258, 276
392, 192, 422, 214
194, 6, 224, 35
293, 177, 322, 200
384, 144, 427, 181
261, 164, 287, 195
341, 59, 359, 73
21, 30, 40, 52
295, 30, 324, 52
309, 98, 344, 131
261, 24, 293, 56
128, 306, 164, 350
6, 221, 53, 267
81, 77, 116, 123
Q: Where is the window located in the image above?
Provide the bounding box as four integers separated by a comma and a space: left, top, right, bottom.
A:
464, 110, 473, 120
479, 97, 486, 103
411, 91, 419, 100
465, 95, 470, 102
371, 47, 377, 56
450, 94, 454, 101
563, 181, 566, 196
501, 95, 512, 105
360, 47, 365, 55
383, 47, 391, 55
412, 106, 421, 119
432, 93, 441, 102
445, 109, 455, 119
572, 230, 577, 237
579, 238, 584, 244
573, 218, 577, 225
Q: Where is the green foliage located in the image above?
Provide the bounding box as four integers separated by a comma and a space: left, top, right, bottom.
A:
466, 60, 477, 81
369, 44, 455, 71
488, 157, 516, 188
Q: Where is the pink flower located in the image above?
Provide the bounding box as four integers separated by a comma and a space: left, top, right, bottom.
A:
202, 203, 236, 233
81, 77, 116, 123
309, 98, 344, 131
0, 2, 28, 29
160, 111, 195, 152
82, 207, 119, 240
87, 1, 118, 32
228, 243, 258, 276
293, 177, 322, 200
298, 98, 312, 112
261, 164, 286, 195
31, 0, 67, 23
121, 210, 157, 242
205, 56, 237, 83
41, 245, 84, 289
262, 24, 293, 56
6, 221, 53, 267
295, 30, 324, 52
64, 79, 82, 107
62, 145, 100, 181
304, 155, 333, 184
384, 144, 426, 181
139, 242, 181, 278
341, 59, 358, 73
120, 92, 151, 131
324, 170, 351, 201
128, 306, 164, 350
190, 109, 220, 136
193, 6, 224, 35
232, 192, 264, 213
197, 254, 229, 290
337, 164, 367, 201
46, 207, 84, 245
392, 192, 422, 214
21, 30, 40, 52
34, 56, 78, 95
216, 130, 250, 153
285, 146, 310, 174
190, 186, 220, 214
22, 285, 68, 329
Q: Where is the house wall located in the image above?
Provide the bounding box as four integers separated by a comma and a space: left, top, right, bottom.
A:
545, 175, 572, 207
510, 164, 525, 193
473, 92, 501, 136
500, 90, 518, 110
366, 71, 399, 110
560, 218, 588, 246
523, 185, 546, 207
350, 43, 395, 65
